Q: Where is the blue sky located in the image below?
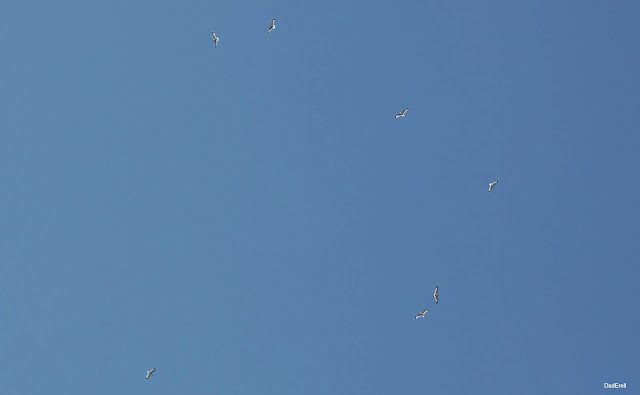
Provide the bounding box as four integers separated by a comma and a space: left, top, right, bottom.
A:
1, 0, 639, 394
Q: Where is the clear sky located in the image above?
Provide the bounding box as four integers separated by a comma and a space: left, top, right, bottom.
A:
1, 0, 639, 394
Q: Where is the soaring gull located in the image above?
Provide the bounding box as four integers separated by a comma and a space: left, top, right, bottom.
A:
268, 18, 276, 34
488, 180, 498, 192
395, 108, 408, 119
415, 309, 429, 319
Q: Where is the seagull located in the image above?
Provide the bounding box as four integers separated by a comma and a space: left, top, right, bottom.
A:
433, 286, 439, 304
488, 180, 498, 192
395, 108, 408, 119
211, 32, 219, 47
415, 309, 429, 319
145, 368, 156, 380
268, 18, 276, 34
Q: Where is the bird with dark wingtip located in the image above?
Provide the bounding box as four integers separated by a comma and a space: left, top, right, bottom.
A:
395, 108, 408, 119
415, 309, 429, 319
488, 180, 498, 192
268, 18, 276, 34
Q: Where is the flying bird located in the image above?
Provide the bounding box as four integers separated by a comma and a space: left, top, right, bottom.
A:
415, 309, 429, 319
433, 286, 439, 304
212, 32, 219, 47
145, 368, 156, 380
488, 180, 498, 192
268, 18, 276, 34
395, 108, 408, 119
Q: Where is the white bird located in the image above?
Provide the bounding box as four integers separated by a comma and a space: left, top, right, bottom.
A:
415, 309, 429, 319
488, 180, 498, 192
212, 32, 219, 47
268, 18, 276, 34
433, 286, 439, 304
395, 108, 408, 119
145, 368, 156, 380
